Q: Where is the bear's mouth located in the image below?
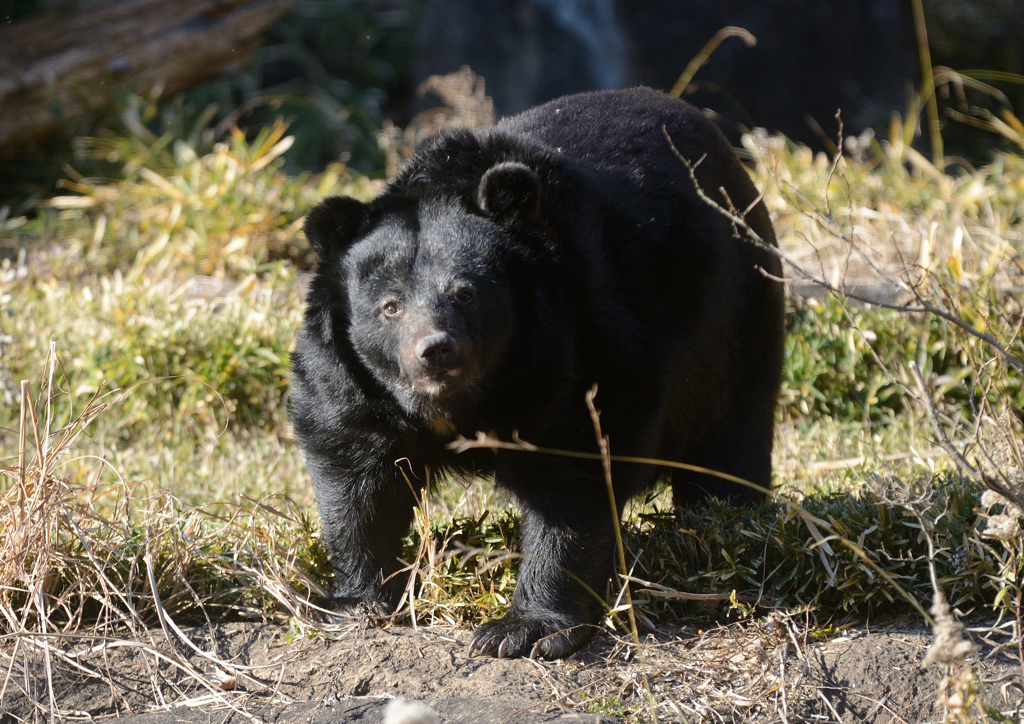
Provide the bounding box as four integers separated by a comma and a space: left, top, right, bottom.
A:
412, 368, 463, 397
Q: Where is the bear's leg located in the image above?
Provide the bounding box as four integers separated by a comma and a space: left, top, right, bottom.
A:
306, 451, 421, 609
469, 475, 616, 659
670, 387, 776, 507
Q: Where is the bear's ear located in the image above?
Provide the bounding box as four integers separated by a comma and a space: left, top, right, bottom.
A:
475, 161, 541, 225
303, 196, 370, 257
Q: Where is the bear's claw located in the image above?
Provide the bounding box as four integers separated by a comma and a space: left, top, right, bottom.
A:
468, 615, 596, 659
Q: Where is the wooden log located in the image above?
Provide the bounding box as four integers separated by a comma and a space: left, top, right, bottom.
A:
0, 0, 292, 153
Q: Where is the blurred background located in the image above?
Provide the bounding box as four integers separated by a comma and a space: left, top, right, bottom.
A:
0, 0, 1022, 211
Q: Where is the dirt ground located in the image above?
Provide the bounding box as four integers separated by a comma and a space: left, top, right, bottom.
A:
3, 616, 1022, 723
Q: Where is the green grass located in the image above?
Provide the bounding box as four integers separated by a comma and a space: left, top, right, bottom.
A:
782, 293, 1024, 423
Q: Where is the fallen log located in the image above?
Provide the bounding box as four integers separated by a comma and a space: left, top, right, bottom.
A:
0, 0, 292, 154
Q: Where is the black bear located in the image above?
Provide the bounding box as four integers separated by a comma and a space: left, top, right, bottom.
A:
290, 87, 784, 659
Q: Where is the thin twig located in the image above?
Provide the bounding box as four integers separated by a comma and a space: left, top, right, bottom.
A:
17, 380, 27, 520
584, 387, 658, 723
620, 575, 745, 602
450, 431, 770, 497
36, 584, 56, 724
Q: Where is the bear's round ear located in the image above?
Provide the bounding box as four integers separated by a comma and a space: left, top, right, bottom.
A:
303, 196, 370, 257
475, 161, 541, 225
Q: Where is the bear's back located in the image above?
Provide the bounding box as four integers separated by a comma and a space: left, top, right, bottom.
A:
493, 87, 772, 256
496, 87, 730, 184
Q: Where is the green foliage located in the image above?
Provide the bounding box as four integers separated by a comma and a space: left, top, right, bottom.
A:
783, 297, 960, 421
781, 292, 1024, 424
628, 476, 991, 618
582, 694, 629, 717
1, 273, 301, 442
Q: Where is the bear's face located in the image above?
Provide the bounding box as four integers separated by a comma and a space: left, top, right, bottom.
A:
303, 160, 546, 420
343, 200, 517, 418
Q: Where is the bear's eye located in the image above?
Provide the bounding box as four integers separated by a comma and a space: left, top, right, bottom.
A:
382, 301, 402, 318
454, 289, 476, 305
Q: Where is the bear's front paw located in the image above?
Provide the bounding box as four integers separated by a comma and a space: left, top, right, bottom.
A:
467, 614, 597, 659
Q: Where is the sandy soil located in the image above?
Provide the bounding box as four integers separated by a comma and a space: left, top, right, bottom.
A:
2, 616, 1022, 723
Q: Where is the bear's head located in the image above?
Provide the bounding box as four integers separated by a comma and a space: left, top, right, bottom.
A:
304, 161, 546, 419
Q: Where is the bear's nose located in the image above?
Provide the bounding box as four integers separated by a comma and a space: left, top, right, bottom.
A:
415, 332, 459, 369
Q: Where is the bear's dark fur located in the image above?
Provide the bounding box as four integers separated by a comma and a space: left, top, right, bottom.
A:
290, 88, 784, 659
